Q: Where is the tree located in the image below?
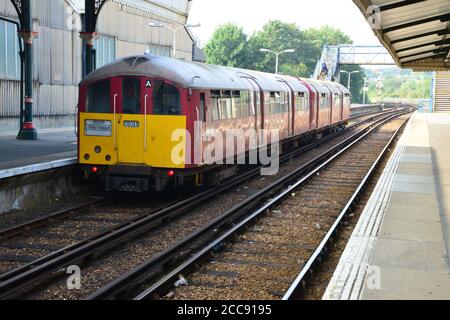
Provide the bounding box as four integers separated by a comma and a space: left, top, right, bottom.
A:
204, 24, 248, 67
303, 25, 353, 76
246, 20, 307, 76
339, 65, 365, 103
203, 22, 367, 102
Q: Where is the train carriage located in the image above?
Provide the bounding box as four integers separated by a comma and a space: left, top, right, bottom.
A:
78, 55, 351, 192
307, 80, 332, 129
325, 82, 345, 124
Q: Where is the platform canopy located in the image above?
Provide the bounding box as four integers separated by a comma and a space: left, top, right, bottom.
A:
353, 0, 450, 71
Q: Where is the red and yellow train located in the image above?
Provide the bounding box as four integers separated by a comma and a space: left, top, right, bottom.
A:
78, 55, 351, 192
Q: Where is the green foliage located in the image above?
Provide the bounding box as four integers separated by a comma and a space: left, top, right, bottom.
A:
245, 20, 306, 75
366, 69, 433, 102
302, 26, 352, 74
204, 21, 367, 101
339, 65, 365, 103
204, 23, 248, 67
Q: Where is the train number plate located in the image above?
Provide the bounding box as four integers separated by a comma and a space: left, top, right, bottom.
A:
85, 120, 112, 137
123, 121, 140, 128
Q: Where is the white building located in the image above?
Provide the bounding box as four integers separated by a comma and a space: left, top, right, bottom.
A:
0, 0, 195, 133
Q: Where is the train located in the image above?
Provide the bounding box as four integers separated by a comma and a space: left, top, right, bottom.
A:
77, 54, 351, 192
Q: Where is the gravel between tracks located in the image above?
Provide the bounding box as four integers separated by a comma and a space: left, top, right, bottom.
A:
168, 116, 408, 300
14, 115, 397, 300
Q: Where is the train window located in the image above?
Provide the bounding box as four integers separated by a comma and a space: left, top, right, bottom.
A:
209, 90, 220, 121
220, 91, 232, 120
232, 91, 241, 118
334, 94, 342, 108
280, 92, 288, 113
240, 91, 250, 117
320, 93, 327, 109
254, 92, 260, 116
264, 92, 271, 115
122, 78, 141, 114
271, 92, 280, 114
296, 92, 305, 111
153, 80, 181, 115
87, 80, 111, 113
199, 93, 206, 122
344, 94, 351, 106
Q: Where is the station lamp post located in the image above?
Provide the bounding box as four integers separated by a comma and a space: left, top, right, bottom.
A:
340, 70, 360, 91
148, 22, 201, 58
260, 48, 295, 75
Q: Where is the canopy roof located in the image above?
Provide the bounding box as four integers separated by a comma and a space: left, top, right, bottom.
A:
353, 0, 450, 71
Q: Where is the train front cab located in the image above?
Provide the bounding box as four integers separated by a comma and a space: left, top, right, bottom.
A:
78, 76, 189, 192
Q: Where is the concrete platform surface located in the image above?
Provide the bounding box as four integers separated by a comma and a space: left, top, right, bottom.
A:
323, 112, 450, 300
0, 129, 77, 175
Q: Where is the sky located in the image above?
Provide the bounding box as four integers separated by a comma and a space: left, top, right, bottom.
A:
187, 0, 381, 47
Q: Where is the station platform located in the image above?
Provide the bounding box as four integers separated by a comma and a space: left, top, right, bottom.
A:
0, 129, 77, 179
324, 112, 450, 300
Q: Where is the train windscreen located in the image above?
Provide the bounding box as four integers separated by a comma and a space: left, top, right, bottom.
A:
122, 78, 141, 114
153, 80, 181, 115
86, 80, 111, 113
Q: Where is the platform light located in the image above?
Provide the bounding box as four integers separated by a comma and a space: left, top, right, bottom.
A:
259, 48, 296, 74
148, 22, 201, 58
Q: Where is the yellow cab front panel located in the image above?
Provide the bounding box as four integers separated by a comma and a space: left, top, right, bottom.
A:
79, 77, 188, 170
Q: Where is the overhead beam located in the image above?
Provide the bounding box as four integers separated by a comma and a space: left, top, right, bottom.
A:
384, 13, 450, 33
399, 47, 450, 60
379, 0, 426, 12
391, 28, 450, 44
396, 38, 450, 54
401, 52, 448, 64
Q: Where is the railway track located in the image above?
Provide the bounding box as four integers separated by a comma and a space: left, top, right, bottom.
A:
86, 110, 411, 300
0, 109, 408, 300
96, 111, 411, 301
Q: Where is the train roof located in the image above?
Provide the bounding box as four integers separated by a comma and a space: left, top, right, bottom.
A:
307, 79, 331, 94
331, 82, 351, 95
80, 54, 338, 94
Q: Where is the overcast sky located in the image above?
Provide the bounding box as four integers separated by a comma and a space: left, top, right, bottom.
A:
188, 0, 380, 47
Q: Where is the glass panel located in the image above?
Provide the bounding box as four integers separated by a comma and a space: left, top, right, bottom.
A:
152, 80, 181, 115
87, 80, 111, 113
0, 22, 6, 76
96, 37, 104, 67
199, 93, 206, 122
209, 91, 220, 121
109, 37, 115, 62
122, 78, 141, 114
6, 23, 17, 78
220, 91, 232, 119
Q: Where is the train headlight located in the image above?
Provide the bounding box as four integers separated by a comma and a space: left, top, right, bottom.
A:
105, 155, 112, 162
94, 146, 102, 154
84, 154, 90, 160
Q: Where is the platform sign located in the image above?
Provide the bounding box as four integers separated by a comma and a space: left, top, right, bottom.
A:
85, 120, 112, 137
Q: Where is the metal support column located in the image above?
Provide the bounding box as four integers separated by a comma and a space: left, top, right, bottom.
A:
81, 0, 107, 76
11, 0, 38, 140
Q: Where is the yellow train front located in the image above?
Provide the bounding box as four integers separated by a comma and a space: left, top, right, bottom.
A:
78, 56, 194, 192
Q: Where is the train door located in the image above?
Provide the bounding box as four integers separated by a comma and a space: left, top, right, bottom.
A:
196, 91, 207, 165
279, 81, 294, 137
243, 77, 263, 145
117, 77, 147, 164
